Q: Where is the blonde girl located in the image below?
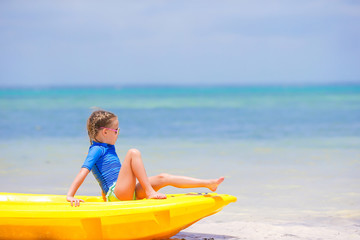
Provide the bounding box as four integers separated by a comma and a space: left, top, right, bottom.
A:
67, 110, 224, 206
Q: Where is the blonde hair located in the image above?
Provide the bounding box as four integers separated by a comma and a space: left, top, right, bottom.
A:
87, 110, 117, 144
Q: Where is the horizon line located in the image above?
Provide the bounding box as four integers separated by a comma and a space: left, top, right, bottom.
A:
1, 81, 360, 90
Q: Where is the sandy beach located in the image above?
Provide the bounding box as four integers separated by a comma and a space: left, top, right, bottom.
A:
170, 209, 360, 240
172, 220, 360, 240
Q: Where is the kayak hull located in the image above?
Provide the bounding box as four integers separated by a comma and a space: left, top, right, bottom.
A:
0, 192, 236, 240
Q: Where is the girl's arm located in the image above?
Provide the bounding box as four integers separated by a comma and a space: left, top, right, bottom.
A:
66, 168, 90, 207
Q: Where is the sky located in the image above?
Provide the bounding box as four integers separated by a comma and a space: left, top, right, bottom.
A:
0, 0, 359, 87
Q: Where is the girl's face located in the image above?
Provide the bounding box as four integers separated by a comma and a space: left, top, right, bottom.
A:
100, 117, 119, 145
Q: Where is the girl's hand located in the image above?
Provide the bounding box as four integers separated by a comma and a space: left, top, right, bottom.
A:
67, 196, 84, 207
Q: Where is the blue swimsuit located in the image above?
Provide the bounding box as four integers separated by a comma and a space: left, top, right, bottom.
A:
82, 141, 121, 194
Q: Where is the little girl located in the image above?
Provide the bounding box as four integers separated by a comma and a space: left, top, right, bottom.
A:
67, 110, 224, 206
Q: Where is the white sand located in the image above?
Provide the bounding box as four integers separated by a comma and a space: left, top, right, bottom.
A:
172, 220, 360, 240
170, 209, 360, 240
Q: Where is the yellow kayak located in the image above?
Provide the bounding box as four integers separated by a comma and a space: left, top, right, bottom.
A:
0, 192, 236, 240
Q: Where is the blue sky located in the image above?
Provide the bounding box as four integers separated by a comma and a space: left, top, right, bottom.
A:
0, 1, 359, 87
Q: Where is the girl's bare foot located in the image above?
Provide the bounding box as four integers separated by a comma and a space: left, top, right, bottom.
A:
147, 191, 167, 199
208, 177, 225, 192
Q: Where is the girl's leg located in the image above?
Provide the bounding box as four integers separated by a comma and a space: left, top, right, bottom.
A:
114, 148, 166, 200
135, 173, 225, 199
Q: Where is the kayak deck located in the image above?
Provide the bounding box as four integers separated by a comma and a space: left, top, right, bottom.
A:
0, 192, 237, 240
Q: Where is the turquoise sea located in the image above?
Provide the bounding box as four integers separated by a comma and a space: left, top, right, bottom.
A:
1, 85, 360, 238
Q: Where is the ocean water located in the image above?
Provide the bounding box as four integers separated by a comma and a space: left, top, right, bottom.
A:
1, 85, 360, 233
